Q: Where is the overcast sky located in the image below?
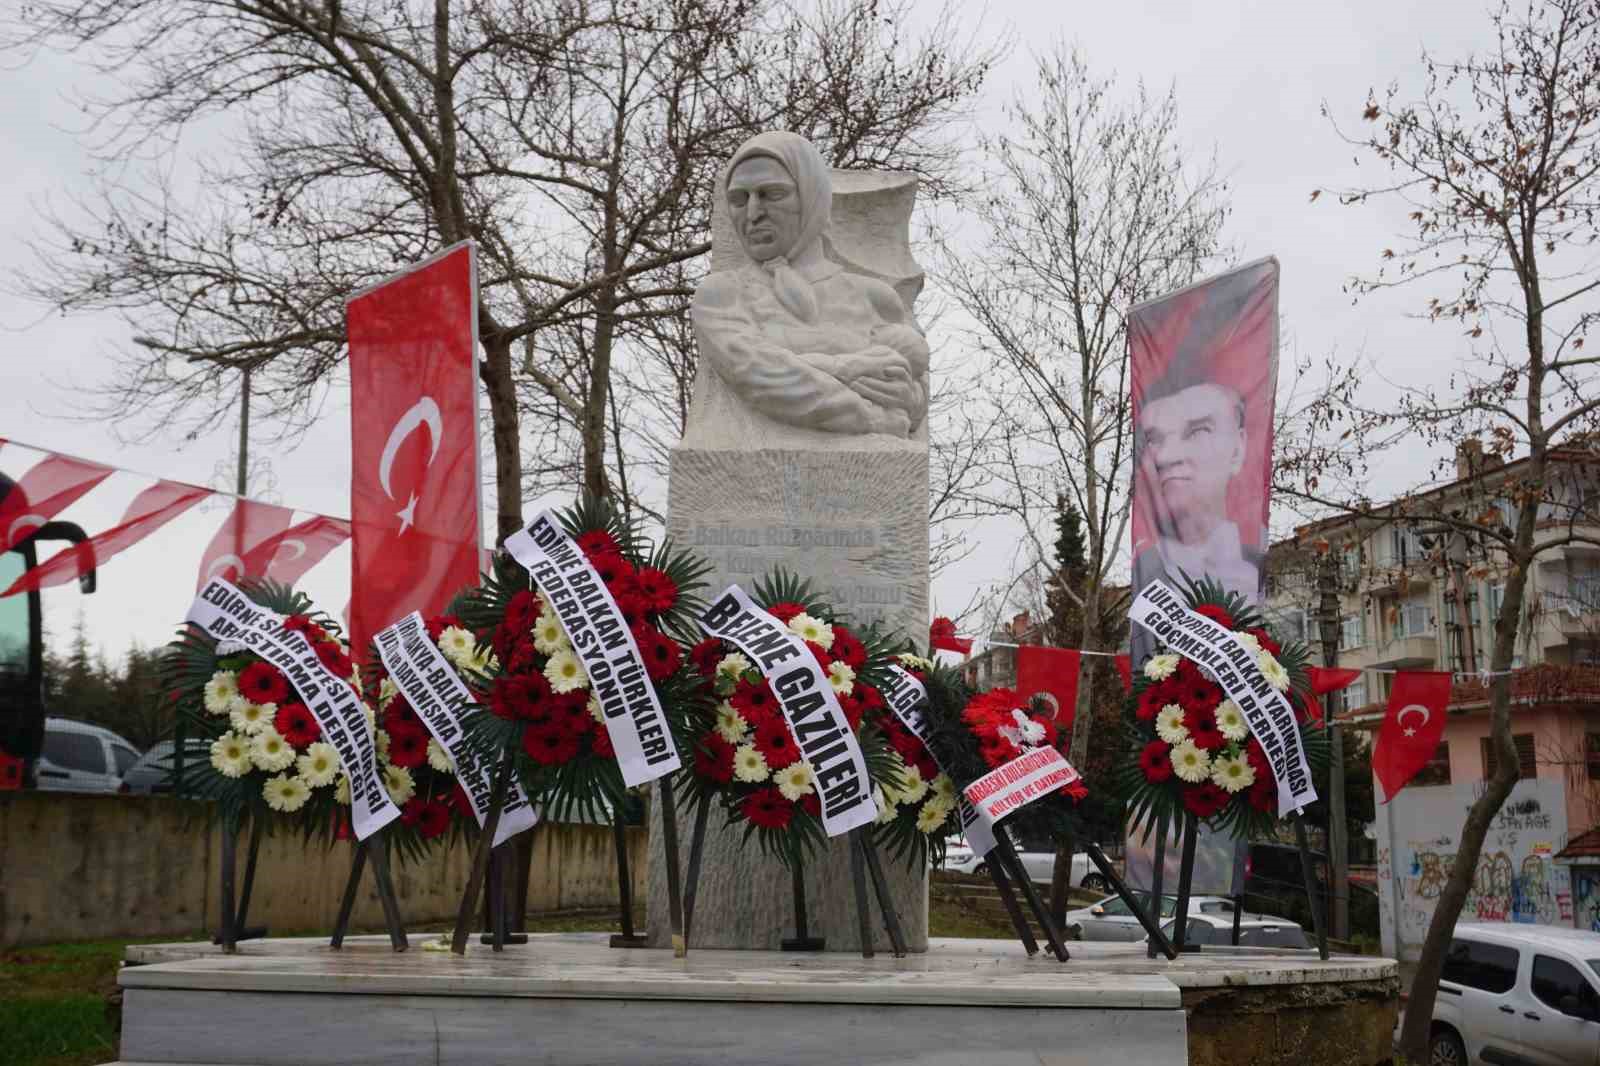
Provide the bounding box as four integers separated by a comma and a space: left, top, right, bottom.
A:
0, 0, 1492, 680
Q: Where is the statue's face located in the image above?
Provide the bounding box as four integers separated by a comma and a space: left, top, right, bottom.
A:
728, 156, 802, 262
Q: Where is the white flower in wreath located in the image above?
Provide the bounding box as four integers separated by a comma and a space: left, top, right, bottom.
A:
335, 774, 351, 806
296, 743, 339, 788
378, 677, 399, 709
210, 732, 251, 778
786, 612, 834, 650
873, 784, 899, 825
916, 798, 950, 834
1155, 704, 1190, 746
826, 659, 856, 696
1005, 708, 1046, 749
230, 700, 274, 736
533, 612, 568, 655
776, 760, 816, 802
363, 705, 377, 739
716, 652, 751, 679
1234, 632, 1262, 655
1143, 653, 1181, 681
437, 625, 477, 667
544, 648, 589, 693
215, 638, 249, 657
1170, 740, 1212, 784
427, 740, 454, 774
263, 773, 310, 813
930, 772, 957, 803
376, 729, 391, 762
250, 727, 296, 773
714, 700, 749, 744
1215, 700, 1249, 742
1211, 753, 1255, 794
897, 653, 936, 674
895, 762, 929, 805
1257, 651, 1291, 692
733, 743, 769, 783
383, 764, 416, 806
203, 671, 240, 716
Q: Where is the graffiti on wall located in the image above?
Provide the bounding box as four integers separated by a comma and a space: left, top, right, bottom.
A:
1575, 869, 1600, 934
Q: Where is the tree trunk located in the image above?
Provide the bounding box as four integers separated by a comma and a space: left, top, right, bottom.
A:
479, 332, 524, 541
582, 296, 616, 501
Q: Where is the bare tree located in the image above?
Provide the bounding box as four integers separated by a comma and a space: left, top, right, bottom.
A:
1288, 2, 1600, 1057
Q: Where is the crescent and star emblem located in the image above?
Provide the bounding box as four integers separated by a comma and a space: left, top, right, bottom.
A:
277, 539, 307, 562
206, 554, 246, 582
378, 398, 442, 536
1396, 703, 1431, 739
1033, 692, 1061, 721
6, 513, 45, 549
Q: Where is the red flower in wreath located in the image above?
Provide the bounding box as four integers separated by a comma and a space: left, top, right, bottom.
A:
274, 702, 321, 748
589, 551, 635, 587
387, 723, 431, 769
1194, 604, 1236, 629
688, 638, 723, 678
1182, 782, 1230, 819
1248, 778, 1276, 813
238, 661, 290, 705
383, 697, 422, 734
856, 683, 886, 713
590, 721, 615, 758
632, 622, 682, 682
425, 614, 463, 642
730, 678, 779, 724
491, 674, 553, 722
1139, 740, 1173, 783
312, 639, 352, 679
1247, 627, 1282, 657
765, 601, 806, 624
694, 734, 735, 784
1059, 778, 1089, 801
752, 719, 801, 770
577, 529, 620, 557
741, 786, 794, 829
633, 567, 678, 613
836, 691, 865, 731
830, 628, 867, 671
1136, 683, 1173, 721
549, 692, 594, 735
283, 614, 317, 636
799, 791, 820, 818
1183, 706, 1227, 751
504, 590, 541, 634
522, 724, 581, 765
451, 783, 476, 820
415, 799, 451, 840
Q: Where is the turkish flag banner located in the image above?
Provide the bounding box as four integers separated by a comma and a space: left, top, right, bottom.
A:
1016, 646, 1082, 733
195, 499, 295, 590
347, 242, 481, 658
1115, 654, 1132, 694
0, 452, 115, 550
1306, 666, 1363, 722
1374, 671, 1452, 803
4, 479, 211, 597
248, 515, 351, 587
929, 617, 972, 654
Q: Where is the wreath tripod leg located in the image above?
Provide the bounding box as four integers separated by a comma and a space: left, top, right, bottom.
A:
453, 751, 513, 955
858, 831, 907, 957
849, 831, 875, 959
681, 793, 711, 949
986, 853, 1038, 956
329, 840, 367, 949
1084, 840, 1176, 960
1294, 813, 1330, 960
996, 834, 1068, 962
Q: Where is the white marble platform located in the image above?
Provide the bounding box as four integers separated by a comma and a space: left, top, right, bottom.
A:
112, 933, 1397, 1066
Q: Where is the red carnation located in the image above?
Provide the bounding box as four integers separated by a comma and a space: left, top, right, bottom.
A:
1183, 706, 1227, 751
283, 614, 316, 636
856, 684, 886, 713
799, 791, 821, 818
979, 735, 1017, 769
1248, 628, 1282, 657
689, 638, 723, 678
400, 796, 425, 826
837, 691, 865, 731
522, 724, 581, 765
491, 673, 553, 722
550, 691, 594, 735
1194, 604, 1236, 629
577, 529, 621, 557
1136, 684, 1172, 721
274, 702, 321, 749
451, 783, 476, 820
312, 640, 352, 679
1139, 740, 1173, 783
387, 723, 430, 769
805, 640, 831, 668
1059, 778, 1089, 802
239, 661, 290, 705
613, 591, 650, 629
633, 623, 682, 682
1248, 779, 1276, 813
504, 590, 540, 633
634, 567, 679, 613
741, 787, 794, 830
1182, 782, 1231, 819
505, 635, 542, 676
589, 551, 635, 588
765, 601, 806, 623
590, 722, 615, 759
384, 697, 422, 734
415, 799, 451, 840
424, 614, 463, 642
752, 719, 801, 770
916, 753, 939, 782
830, 628, 867, 671
730, 679, 779, 725
694, 734, 736, 784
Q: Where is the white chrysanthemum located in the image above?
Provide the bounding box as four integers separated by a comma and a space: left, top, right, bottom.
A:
209, 732, 251, 778
588, 693, 605, 724
1234, 632, 1262, 655
716, 652, 751, 678
427, 740, 454, 774
1215, 699, 1249, 741
827, 659, 856, 695
335, 774, 351, 805
378, 677, 399, 708
250, 727, 296, 772
363, 705, 377, 738
1170, 740, 1212, 784
230, 699, 274, 736
376, 729, 391, 761
263, 773, 310, 813
776, 760, 816, 801
203, 671, 240, 715
465, 647, 498, 677
931, 772, 956, 802
1155, 704, 1190, 745
226, 693, 253, 719
437, 625, 477, 667
897, 653, 936, 673
533, 612, 568, 655
714, 700, 749, 744
1211, 753, 1256, 794
296, 743, 339, 788
1144, 653, 1181, 681
214, 638, 249, 656
733, 743, 769, 783
896, 763, 928, 805
786, 612, 835, 650
1000, 708, 1045, 748
384, 764, 415, 806
1257, 651, 1291, 692
873, 784, 899, 825
544, 648, 589, 693
916, 799, 950, 834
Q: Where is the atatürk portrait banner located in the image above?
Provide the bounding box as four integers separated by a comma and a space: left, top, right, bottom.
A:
1129, 258, 1279, 668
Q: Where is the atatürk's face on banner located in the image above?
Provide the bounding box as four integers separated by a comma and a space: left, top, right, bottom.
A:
727, 156, 802, 262
1138, 382, 1247, 543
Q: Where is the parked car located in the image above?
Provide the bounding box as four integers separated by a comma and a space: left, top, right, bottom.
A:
34, 717, 139, 793
1427, 923, 1600, 1066
1152, 911, 1309, 950
1066, 893, 1248, 941
939, 835, 1109, 891
118, 739, 210, 795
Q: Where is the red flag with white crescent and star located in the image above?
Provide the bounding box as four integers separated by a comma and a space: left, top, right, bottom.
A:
347, 242, 481, 659
249, 515, 351, 587
195, 499, 295, 590
1016, 646, 1082, 733
1373, 670, 1452, 803
0, 452, 115, 551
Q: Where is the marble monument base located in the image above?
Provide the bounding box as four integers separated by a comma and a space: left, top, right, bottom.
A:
652, 443, 931, 952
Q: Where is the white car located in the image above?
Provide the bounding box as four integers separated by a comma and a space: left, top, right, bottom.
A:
939, 836, 1108, 891
1428, 923, 1600, 1066
35, 717, 140, 793
1066, 893, 1244, 942
1152, 911, 1309, 950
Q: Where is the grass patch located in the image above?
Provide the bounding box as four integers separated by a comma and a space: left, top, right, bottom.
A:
0, 940, 129, 1066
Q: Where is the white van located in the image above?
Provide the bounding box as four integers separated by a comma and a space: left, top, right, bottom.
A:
35, 717, 140, 793
1429, 922, 1600, 1065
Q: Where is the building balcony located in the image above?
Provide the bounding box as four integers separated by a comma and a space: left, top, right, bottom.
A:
1368, 632, 1440, 669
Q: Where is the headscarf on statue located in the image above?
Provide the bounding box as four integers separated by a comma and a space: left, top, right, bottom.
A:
722, 131, 832, 324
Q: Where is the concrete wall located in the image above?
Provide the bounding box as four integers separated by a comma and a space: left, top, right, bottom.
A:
1374, 776, 1572, 961
0, 791, 644, 948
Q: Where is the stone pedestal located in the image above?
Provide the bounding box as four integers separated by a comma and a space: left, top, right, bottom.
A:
646, 443, 929, 951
